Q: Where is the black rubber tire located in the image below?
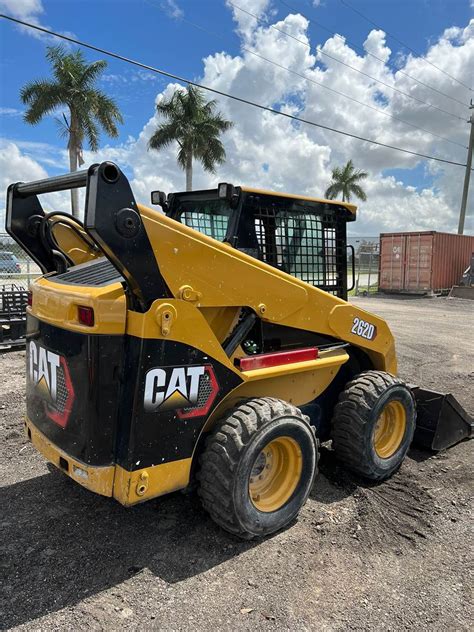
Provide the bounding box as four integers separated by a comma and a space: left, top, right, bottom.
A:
197, 397, 318, 539
331, 370, 416, 481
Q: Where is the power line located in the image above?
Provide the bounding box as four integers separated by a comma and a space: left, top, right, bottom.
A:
340, 0, 473, 92
0, 13, 471, 170
155, 3, 467, 150
228, 2, 466, 123
277, 0, 469, 108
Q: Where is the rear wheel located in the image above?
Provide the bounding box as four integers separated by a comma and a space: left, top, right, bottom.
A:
331, 371, 415, 481
198, 397, 318, 539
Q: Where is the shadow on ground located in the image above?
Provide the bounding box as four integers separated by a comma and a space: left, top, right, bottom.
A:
0, 444, 438, 628
0, 471, 259, 628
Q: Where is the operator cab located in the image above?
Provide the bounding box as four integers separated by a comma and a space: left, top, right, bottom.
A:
160, 185, 356, 300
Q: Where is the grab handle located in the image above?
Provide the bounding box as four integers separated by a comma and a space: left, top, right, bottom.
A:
14, 169, 88, 197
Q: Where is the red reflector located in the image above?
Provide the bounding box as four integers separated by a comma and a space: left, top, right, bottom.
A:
27, 291, 32, 307
237, 347, 319, 371
77, 305, 95, 327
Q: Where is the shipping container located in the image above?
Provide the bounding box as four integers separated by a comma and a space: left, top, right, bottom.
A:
379, 231, 474, 294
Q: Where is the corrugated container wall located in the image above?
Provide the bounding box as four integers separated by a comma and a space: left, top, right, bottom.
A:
379, 231, 474, 294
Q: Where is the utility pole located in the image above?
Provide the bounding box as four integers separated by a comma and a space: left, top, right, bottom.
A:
458, 101, 474, 235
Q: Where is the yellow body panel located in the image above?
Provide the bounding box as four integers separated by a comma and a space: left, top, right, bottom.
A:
126, 299, 242, 375
137, 204, 396, 374
232, 351, 348, 401
113, 460, 192, 506
25, 417, 193, 506
31, 276, 126, 335
26, 418, 115, 496
51, 221, 101, 265
200, 350, 349, 440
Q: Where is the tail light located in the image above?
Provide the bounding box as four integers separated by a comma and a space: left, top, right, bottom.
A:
77, 305, 95, 327
27, 291, 32, 307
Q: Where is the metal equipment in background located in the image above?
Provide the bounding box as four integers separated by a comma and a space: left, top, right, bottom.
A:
0, 236, 40, 348
379, 231, 474, 295
351, 238, 379, 296
0, 283, 28, 348
459, 252, 474, 286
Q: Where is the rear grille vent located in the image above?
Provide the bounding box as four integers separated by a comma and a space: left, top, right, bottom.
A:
53, 258, 123, 287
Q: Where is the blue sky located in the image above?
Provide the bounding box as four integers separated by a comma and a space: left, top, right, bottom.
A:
0, 0, 473, 234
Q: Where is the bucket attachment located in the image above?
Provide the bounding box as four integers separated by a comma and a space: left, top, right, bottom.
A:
411, 386, 473, 451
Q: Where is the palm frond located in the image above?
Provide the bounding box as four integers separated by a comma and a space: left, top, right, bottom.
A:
325, 183, 342, 199
148, 121, 182, 150
81, 115, 100, 152
20, 80, 65, 124
326, 160, 368, 203
148, 85, 232, 181
176, 143, 191, 171
350, 184, 367, 201
21, 46, 122, 152
80, 60, 108, 88
199, 137, 226, 173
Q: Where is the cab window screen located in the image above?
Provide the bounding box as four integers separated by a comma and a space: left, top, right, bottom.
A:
253, 204, 345, 296
178, 200, 231, 241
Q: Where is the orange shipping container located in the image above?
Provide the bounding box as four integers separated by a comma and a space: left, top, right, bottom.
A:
379, 231, 474, 294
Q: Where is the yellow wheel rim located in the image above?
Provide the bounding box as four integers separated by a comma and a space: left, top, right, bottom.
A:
248, 436, 302, 513
373, 400, 406, 459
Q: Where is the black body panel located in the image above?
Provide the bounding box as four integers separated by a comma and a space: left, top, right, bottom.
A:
116, 337, 243, 471
26, 315, 243, 472
26, 316, 123, 465
85, 162, 170, 311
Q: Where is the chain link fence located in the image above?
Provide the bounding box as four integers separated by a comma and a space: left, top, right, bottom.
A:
0, 234, 38, 347
0, 233, 42, 291
348, 237, 380, 296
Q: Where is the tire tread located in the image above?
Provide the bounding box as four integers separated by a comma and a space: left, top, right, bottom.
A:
198, 397, 315, 537
332, 370, 414, 481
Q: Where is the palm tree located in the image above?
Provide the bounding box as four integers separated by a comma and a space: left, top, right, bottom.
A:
20, 45, 123, 217
325, 160, 368, 203
148, 85, 233, 191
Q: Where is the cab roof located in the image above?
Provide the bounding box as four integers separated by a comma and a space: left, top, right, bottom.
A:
241, 186, 357, 215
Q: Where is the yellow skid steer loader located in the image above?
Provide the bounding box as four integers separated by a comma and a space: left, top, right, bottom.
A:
6, 162, 472, 538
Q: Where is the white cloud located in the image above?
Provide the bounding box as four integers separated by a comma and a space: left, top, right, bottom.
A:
101, 70, 161, 84
0, 0, 76, 41
226, 0, 272, 42
0, 0, 43, 19
0, 107, 23, 117
1, 10, 473, 236
160, 0, 183, 19
0, 140, 71, 228
0, 0, 45, 38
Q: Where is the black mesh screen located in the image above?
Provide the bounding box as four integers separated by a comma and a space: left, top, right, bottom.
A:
252, 203, 346, 297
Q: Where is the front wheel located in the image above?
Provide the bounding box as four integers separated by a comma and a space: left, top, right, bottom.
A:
198, 397, 318, 539
331, 371, 416, 481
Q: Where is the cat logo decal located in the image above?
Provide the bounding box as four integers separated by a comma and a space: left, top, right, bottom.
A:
144, 364, 219, 418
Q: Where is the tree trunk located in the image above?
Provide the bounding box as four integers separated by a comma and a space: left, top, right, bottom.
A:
68, 111, 80, 218
185, 151, 193, 191
68, 143, 80, 218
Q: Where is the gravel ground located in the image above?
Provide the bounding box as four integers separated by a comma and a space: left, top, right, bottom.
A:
0, 296, 473, 631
